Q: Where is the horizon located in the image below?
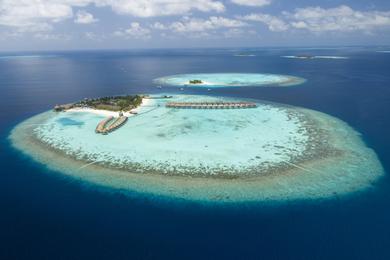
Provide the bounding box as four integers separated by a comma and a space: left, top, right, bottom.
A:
1, 45, 390, 54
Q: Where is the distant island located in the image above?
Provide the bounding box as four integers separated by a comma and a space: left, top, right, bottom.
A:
155, 73, 307, 88
234, 53, 256, 57
295, 55, 314, 59
189, 79, 203, 84
54, 95, 144, 112
282, 55, 348, 60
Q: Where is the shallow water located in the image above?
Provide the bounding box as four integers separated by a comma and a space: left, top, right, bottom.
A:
31, 95, 308, 174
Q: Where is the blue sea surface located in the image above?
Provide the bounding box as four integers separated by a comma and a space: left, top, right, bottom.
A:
1, 48, 390, 259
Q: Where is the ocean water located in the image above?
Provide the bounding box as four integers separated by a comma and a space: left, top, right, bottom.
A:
1, 48, 390, 259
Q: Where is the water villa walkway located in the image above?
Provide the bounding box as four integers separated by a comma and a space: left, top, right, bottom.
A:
96, 116, 128, 134
166, 101, 257, 109
95, 116, 114, 133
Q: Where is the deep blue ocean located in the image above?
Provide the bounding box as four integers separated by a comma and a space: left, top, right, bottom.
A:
1, 48, 389, 260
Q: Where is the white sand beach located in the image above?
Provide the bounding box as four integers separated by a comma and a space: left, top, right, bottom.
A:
66, 98, 154, 117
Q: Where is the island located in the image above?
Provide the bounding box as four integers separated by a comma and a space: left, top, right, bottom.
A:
155, 73, 306, 88
9, 93, 384, 203
54, 95, 149, 135
54, 95, 143, 112
189, 79, 203, 84
234, 53, 256, 57
295, 55, 314, 59
282, 55, 348, 60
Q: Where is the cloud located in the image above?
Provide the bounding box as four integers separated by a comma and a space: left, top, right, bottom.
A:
231, 0, 271, 7
285, 5, 390, 32
151, 22, 167, 30
114, 22, 151, 39
34, 33, 71, 41
240, 13, 289, 31
74, 10, 98, 24
0, 0, 74, 32
156, 16, 247, 33
101, 0, 225, 17
239, 6, 390, 34
84, 31, 107, 41
223, 28, 244, 38
0, 0, 225, 32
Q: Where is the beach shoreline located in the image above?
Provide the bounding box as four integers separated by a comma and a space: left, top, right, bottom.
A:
65, 97, 153, 117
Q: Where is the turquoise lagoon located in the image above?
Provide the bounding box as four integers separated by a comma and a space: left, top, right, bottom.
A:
10, 95, 384, 203
154, 73, 305, 88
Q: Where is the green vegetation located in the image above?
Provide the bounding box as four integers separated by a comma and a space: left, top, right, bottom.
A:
189, 79, 203, 84
74, 95, 143, 112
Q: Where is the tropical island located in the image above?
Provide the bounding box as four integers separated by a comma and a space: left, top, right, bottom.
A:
282, 55, 349, 60
155, 73, 306, 88
295, 55, 314, 59
54, 95, 144, 112
54, 95, 148, 135
189, 79, 203, 84
10, 93, 384, 203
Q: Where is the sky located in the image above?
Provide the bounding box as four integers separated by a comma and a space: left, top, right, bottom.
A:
1, 0, 390, 51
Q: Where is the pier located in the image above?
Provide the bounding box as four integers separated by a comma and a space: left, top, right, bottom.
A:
95, 116, 128, 134
95, 116, 114, 133
105, 116, 128, 133
166, 101, 257, 109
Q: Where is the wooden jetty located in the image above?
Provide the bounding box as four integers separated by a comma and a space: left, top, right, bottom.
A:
95, 116, 114, 133
95, 116, 127, 135
166, 101, 257, 109
105, 116, 128, 133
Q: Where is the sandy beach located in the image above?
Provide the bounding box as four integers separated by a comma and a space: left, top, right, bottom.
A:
66, 98, 153, 117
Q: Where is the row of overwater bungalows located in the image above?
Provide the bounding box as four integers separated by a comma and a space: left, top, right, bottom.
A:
95, 116, 128, 135
165, 102, 257, 109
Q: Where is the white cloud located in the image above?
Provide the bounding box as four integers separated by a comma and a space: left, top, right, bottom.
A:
231, 0, 271, 7
157, 16, 247, 33
0, 0, 74, 32
114, 22, 151, 39
240, 13, 289, 31
100, 0, 225, 17
239, 6, 390, 34
285, 5, 390, 32
151, 22, 167, 30
74, 10, 98, 24
84, 31, 106, 40
34, 33, 71, 41
223, 28, 244, 38
0, 0, 225, 32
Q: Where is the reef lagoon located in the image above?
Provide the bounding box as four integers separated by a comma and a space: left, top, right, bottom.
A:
155, 73, 305, 88
10, 94, 383, 203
